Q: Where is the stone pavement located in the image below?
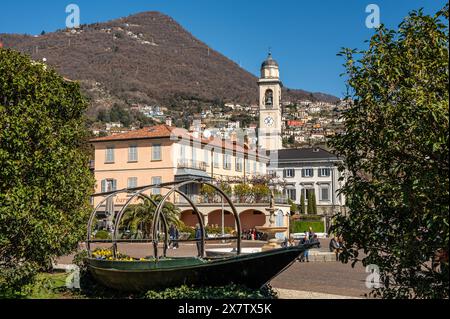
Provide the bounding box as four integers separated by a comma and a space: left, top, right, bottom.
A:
274, 288, 362, 299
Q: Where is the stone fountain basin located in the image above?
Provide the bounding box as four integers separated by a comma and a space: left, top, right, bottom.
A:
255, 226, 288, 233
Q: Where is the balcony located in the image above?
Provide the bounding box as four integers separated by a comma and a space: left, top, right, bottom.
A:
174, 194, 288, 205
177, 160, 207, 172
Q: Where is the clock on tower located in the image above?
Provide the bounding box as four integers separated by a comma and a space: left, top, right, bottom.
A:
258, 52, 282, 151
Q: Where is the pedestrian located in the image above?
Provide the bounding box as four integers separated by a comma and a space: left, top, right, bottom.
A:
308, 226, 315, 241
169, 224, 176, 249
304, 231, 312, 262
195, 224, 203, 257
297, 234, 309, 262
173, 225, 179, 249
329, 235, 341, 261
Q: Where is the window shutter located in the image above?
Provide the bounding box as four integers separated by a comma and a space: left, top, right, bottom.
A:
112, 179, 117, 191
283, 170, 287, 178
292, 170, 296, 178
101, 179, 106, 193
301, 169, 305, 177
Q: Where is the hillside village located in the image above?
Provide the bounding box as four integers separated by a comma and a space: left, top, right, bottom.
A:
89, 98, 350, 148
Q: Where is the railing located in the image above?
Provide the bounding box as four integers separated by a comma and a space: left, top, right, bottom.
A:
174, 194, 289, 205
177, 160, 207, 171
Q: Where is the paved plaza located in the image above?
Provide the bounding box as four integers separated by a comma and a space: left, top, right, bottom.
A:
59, 239, 371, 299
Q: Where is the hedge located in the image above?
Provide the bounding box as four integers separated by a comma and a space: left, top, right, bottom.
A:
291, 221, 324, 233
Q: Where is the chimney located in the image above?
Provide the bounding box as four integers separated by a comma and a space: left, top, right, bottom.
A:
165, 116, 172, 127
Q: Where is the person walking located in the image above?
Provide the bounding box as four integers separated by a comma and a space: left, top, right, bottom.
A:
298, 233, 310, 262
169, 224, 176, 249
329, 235, 341, 261
195, 224, 203, 258
171, 225, 179, 249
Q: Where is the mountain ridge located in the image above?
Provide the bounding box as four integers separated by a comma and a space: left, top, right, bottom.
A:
0, 11, 339, 117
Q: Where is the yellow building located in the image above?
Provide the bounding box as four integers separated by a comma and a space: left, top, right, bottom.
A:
91, 124, 268, 194
89, 124, 291, 232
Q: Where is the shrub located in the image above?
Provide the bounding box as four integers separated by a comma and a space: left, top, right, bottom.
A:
291, 221, 324, 233
94, 230, 111, 240
178, 224, 195, 239
252, 184, 270, 201
145, 284, 278, 299
233, 183, 252, 202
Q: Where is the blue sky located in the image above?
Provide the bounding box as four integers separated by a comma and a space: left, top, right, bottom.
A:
0, 0, 446, 97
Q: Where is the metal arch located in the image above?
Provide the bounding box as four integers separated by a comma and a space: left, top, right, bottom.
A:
151, 180, 242, 259
151, 183, 207, 260
87, 188, 133, 255
112, 192, 170, 258
112, 183, 206, 259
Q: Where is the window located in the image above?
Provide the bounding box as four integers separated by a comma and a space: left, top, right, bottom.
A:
152, 144, 162, 161
302, 168, 314, 177
213, 151, 220, 168
105, 146, 115, 163
152, 176, 162, 195
283, 169, 295, 178
236, 156, 243, 172
245, 158, 250, 174
223, 153, 232, 170
319, 168, 331, 177
320, 186, 330, 201
286, 189, 297, 201
128, 145, 138, 162
127, 177, 137, 189
101, 179, 117, 192
253, 161, 257, 174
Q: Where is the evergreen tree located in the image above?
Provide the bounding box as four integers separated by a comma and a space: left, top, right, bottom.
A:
0, 48, 94, 294
330, 5, 449, 298
300, 192, 306, 215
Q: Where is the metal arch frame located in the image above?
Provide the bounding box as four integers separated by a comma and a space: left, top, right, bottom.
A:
152, 180, 241, 260
87, 188, 129, 256
86, 187, 170, 257
111, 183, 206, 259
87, 179, 242, 260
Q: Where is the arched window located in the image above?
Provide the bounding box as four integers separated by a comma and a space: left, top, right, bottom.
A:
265, 89, 273, 107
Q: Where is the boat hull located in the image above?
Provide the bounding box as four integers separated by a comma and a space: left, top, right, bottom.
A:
87, 246, 304, 292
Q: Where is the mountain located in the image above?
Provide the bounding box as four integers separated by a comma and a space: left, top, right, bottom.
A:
0, 11, 339, 117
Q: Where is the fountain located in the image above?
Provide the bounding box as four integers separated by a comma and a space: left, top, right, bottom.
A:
256, 190, 288, 251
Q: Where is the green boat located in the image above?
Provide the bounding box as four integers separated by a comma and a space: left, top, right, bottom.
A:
87, 180, 305, 292
87, 246, 305, 292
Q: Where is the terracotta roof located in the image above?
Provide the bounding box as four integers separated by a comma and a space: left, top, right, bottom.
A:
90, 124, 267, 159
90, 124, 174, 142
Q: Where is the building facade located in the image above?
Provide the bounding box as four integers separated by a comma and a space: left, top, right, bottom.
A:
90, 124, 291, 234
269, 147, 346, 216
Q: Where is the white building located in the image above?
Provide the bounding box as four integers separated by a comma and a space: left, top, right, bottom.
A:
269, 147, 346, 215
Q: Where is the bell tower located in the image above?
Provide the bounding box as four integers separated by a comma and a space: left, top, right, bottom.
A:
258, 52, 282, 151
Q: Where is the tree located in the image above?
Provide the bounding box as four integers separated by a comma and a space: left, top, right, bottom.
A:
311, 192, 317, 215
306, 192, 312, 214
288, 199, 298, 215
329, 5, 449, 299
0, 49, 94, 294
299, 192, 306, 215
